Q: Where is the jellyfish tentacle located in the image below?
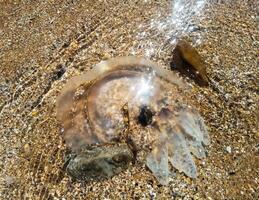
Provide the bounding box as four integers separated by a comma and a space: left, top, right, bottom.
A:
146, 142, 169, 185
178, 110, 203, 140
176, 109, 209, 159
146, 128, 169, 185
187, 140, 206, 159
167, 130, 197, 178
195, 113, 210, 146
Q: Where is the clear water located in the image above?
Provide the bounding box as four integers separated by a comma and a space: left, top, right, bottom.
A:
131, 0, 207, 57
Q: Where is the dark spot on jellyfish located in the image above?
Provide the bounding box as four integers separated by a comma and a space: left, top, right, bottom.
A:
138, 105, 153, 126
170, 40, 209, 86
52, 65, 66, 81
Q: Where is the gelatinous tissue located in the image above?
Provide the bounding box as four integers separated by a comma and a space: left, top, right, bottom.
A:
57, 57, 210, 184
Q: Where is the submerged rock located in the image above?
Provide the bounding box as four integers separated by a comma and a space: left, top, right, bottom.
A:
170, 40, 209, 86
57, 56, 210, 184
65, 143, 133, 181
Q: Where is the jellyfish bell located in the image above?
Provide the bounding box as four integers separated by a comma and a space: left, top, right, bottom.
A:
56, 56, 209, 184
57, 57, 185, 147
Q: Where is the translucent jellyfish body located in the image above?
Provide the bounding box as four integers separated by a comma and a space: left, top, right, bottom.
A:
57, 57, 210, 185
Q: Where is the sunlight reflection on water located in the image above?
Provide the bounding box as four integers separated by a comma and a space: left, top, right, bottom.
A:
131, 0, 207, 58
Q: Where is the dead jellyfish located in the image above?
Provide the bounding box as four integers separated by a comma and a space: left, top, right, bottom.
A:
57, 56, 210, 184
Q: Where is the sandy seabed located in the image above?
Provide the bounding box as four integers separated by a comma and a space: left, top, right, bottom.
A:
0, 0, 258, 199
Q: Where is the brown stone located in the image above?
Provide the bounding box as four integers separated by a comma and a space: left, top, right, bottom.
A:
171, 40, 209, 86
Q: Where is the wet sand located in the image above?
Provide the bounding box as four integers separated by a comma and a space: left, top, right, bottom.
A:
0, 0, 258, 199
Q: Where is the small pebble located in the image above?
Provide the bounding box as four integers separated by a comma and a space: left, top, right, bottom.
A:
5, 176, 15, 186
23, 143, 31, 156
225, 146, 232, 153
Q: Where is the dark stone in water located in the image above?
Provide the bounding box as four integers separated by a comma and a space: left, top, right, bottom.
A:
138, 106, 153, 126
170, 40, 209, 86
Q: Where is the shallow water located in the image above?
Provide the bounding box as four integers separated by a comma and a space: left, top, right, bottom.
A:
0, 0, 258, 199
